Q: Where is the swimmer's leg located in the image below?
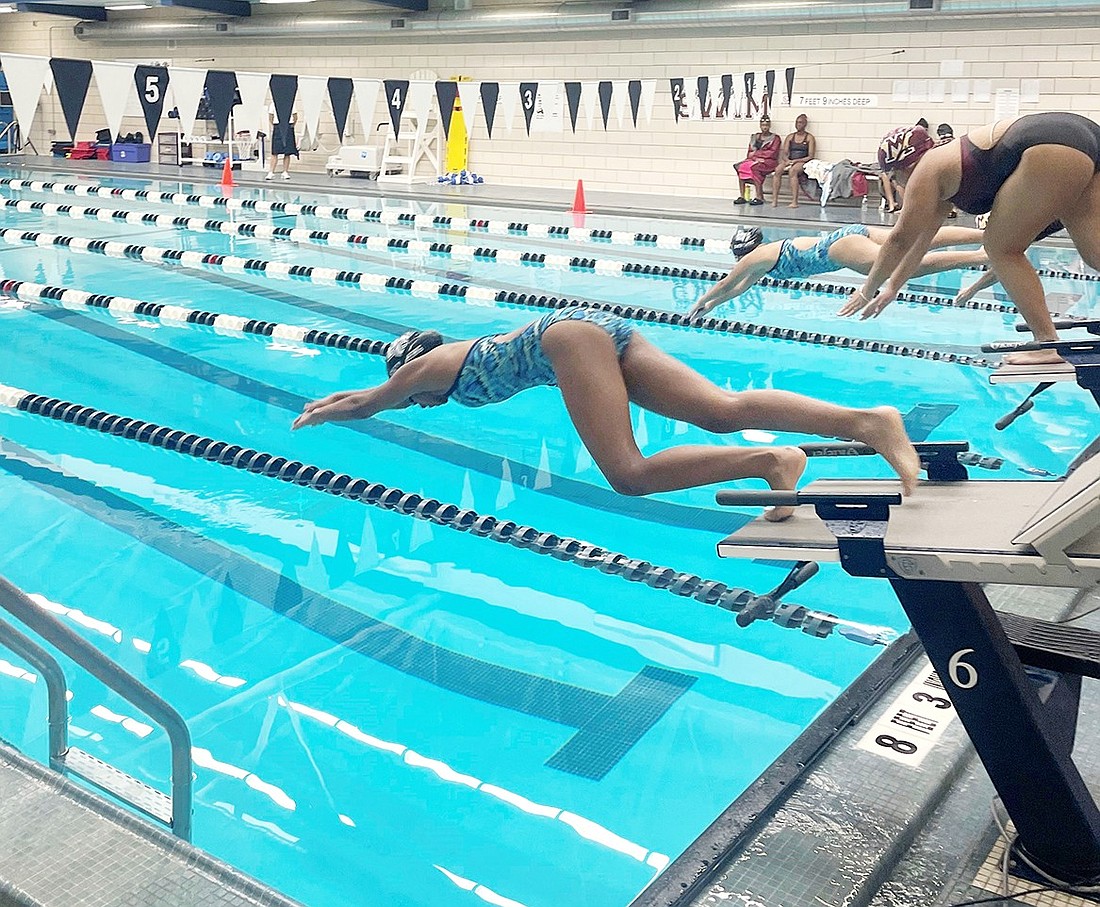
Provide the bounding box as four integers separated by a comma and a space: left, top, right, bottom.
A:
541, 322, 806, 518
619, 333, 920, 496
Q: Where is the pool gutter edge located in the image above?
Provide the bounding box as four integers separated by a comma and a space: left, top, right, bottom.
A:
629, 630, 924, 907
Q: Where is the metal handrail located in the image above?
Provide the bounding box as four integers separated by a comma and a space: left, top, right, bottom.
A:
0, 575, 193, 840
0, 121, 20, 153
0, 616, 68, 762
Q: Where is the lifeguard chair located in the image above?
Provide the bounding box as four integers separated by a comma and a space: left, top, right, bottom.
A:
377, 70, 443, 185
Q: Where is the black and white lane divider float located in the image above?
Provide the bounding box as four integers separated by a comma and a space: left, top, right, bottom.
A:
0, 277, 392, 355
0, 196, 1012, 315
5, 176, 1094, 284
0, 382, 897, 646
0, 228, 996, 368
0, 275, 1008, 474
0, 176, 751, 255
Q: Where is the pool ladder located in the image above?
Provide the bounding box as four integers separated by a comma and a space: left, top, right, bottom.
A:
0, 574, 192, 840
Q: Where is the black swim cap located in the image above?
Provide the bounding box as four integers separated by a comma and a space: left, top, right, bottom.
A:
385, 329, 444, 377
730, 226, 764, 258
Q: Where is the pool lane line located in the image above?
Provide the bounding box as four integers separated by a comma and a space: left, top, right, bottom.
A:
7, 175, 1095, 286
15, 300, 742, 537
0, 277, 392, 356
0, 175, 744, 255
0, 196, 1013, 316
1, 279, 1008, 476
0, 381, 886, 646
0, 226, 997, 367
0, 437, 695, 780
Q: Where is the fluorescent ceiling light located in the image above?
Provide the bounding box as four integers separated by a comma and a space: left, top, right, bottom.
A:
0, 6, 16, 12
110, 4, 150, 9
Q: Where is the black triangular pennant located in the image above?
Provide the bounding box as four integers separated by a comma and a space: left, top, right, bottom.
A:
134, 65, 169, 142
785, 67, 796, 104
565, 81, 582, 133
519, 82, 538, 136
204, 70, 238, 140
480, 82, 499, 139
669, 78, 685, 123
435, 80, 459, 137
270, 73, 298, 148
598, 81, 612, 130
628, 80, 642, 127
49, 58, 93, 142
327, 77, 353, 142
696, 76, 709, 118
765, 69, 775, 115
383, 79, 409, 140
720, 74, 733, 118
743, 71, 757, 119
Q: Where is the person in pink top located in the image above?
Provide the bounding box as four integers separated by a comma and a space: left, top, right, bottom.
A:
734, 115, 781, 206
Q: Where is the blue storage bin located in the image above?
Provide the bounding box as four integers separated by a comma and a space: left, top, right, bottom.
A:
110, 143, 151, 163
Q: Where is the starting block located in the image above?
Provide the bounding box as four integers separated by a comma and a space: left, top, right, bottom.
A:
713, 439, 1100, 885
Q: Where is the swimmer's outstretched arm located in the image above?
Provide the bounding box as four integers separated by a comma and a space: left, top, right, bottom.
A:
292, 384, 401, 430
292, 358, 449, 429
955, 268, 1000, 305
688, 252, 772, 319
840, 197, 954, 317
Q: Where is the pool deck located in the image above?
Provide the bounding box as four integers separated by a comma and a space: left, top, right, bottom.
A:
0, 153, 933, 231
0, 742, 304, 907
0, 154, 1094, 907
678, 582, 1100, 907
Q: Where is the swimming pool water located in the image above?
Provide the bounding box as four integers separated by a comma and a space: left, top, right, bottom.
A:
0, 167, 1097, 907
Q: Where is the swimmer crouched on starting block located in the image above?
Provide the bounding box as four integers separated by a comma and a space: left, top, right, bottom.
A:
293, 307, 920, 521
840, 114, 1100, 367
688, 223, 988, 320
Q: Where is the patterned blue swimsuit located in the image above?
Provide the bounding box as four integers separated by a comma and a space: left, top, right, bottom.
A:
448, 307, 635, 407
769, 224, 870, 279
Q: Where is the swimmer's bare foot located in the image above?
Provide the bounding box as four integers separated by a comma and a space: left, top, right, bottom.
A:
1001, 349, 1067, 367
762, 446, 808, 522
787, 202, 799, 209
858, 406, 921, 496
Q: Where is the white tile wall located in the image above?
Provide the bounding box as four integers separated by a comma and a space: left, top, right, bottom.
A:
3, 10, 1099, 198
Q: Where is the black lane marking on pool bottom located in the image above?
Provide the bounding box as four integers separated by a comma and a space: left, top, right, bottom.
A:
545, 666, 696, 780
31, 305, 738, 535
0, 436, 695, 777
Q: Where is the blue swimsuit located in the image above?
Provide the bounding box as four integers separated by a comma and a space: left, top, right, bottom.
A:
448, 307, 635, 407
769, 224, 870, 279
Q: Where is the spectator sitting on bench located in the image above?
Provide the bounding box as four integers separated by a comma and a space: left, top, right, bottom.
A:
734, 115, 781, 206
772, 114, 817, 208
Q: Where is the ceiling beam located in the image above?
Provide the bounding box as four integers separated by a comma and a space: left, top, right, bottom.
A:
370, 0, 428, 10
17, 1, 107, 17
159, 0, 249, 15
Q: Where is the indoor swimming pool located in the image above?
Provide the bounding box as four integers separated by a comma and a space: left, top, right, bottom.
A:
0, 167, 1097, 907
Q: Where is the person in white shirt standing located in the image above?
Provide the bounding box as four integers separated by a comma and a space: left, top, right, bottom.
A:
265, 102, 298, 181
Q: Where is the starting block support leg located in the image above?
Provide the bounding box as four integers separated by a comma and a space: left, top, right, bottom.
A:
888, 576, 1100, 883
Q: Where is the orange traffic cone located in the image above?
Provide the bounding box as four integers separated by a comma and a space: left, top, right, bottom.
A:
220, 156, 234, 189
570, 179, 587, 214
